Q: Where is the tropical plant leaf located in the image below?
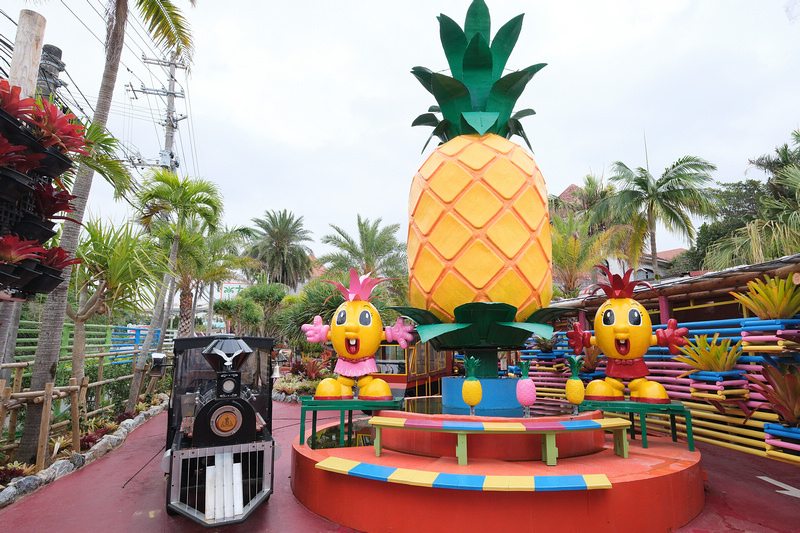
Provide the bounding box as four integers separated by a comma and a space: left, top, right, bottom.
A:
673, 333, 742, 376
411, 113, 440, 128
730, 276, 800, 319
746, 364, 800, 427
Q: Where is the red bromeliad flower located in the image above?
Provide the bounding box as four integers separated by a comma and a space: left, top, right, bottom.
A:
40, 246, 81, 270
33, 182, 80, 223
0, 235, 46, 264
587, 265, 655, 299
0, 79, 36, 120
26, 99, 90, 156
0, 136, 45, 173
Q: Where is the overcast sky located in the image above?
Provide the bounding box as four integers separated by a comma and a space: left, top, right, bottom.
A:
3, 1, 800, 258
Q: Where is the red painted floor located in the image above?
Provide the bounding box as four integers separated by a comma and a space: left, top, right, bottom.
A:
0, 401, 798, 532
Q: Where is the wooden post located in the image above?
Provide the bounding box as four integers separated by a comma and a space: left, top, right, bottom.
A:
69, 378, 80, 454
0, 381, 9, 446
36, 382, 54, 471
7, 367, 23, 440
145, 376, 157, 395
78, 375, 89, 407
9, 10, 46, 96
95, 355, 105, 411
658, 295, 671, 325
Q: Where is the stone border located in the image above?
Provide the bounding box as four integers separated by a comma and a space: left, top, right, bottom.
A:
0, 394, 169, 509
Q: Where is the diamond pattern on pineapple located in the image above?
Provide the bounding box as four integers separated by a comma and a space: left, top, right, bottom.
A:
486, 211, 529, 259
511, 148, 536, 175
413, 191, 445, 235
454, 240, 504, 289
413, 247, 445, 292
486, 270, 531, 309
483, 157, 527, 199
432, 272, 477, 314
430, 161, 473, 203
516, 241, 549, 291
483, 134, 515, 154
438, 136, 472, 157
512, 187, 547, 231
459, 143, 496, 171
454, 182, 502, 229
418, 151, 446, 181
429, 214, 472, 260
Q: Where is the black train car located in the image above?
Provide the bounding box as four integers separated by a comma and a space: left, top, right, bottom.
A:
158, 335, 275, 527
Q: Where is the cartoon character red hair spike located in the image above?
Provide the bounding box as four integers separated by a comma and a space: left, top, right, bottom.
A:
301, 269, 415, 400
566, 266, 688, 404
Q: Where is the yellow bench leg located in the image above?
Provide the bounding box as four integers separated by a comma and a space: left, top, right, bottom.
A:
542, 433, 558, 466
374, 427, 382, 458
456, 433, 468, 466
613, 428, 629, 458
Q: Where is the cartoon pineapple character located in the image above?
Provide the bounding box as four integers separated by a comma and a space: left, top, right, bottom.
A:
408, 0, 552, 323
516, 359, 536, 417
462, 355, 483, 416
565, 355, 585, 415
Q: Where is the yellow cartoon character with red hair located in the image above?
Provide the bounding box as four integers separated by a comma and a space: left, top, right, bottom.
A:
567, 266, 688, 403
302, 270, 414, 400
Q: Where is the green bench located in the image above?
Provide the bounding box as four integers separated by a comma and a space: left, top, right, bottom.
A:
369, 415, 631, 466
298, 397, 404, 449
578, 400, 695, 451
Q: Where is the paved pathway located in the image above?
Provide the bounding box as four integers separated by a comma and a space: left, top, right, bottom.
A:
1, 400, 798, 532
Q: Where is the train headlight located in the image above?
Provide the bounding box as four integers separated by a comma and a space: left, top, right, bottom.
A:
209, 405, 243, 437
216, 371, 241, 398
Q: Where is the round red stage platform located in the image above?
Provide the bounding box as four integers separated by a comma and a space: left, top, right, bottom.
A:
291, 411, 704, 533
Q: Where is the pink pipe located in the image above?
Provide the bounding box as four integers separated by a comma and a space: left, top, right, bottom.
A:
766, 438, 800, 452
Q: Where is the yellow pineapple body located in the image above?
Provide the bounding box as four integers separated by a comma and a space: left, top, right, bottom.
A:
462, 379, 483, 407
408, 134, 552, 322
566, 378, 585, 405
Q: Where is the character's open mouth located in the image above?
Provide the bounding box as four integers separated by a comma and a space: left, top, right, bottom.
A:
615, 339, 630, 356
346, 338, 360, 355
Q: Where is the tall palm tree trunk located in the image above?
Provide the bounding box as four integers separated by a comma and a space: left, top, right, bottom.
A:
178, 289, 194, 337
648, 209, 659, 279
16, 4, 128, 462
0, 302, 22, 383
127, 233, 177, 410
205, 282, 215, 335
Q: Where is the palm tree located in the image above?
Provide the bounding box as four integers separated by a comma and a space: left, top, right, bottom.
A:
318, 214, 408, 303
239, 283, 287, 337
550, 212, 625, 298
704, 166, 800, 269
68, 220, 163, 382
199, 226, 251, 335
594, 156, 718, 278
128, 169, 222, 409
573, 174, 615, 233
247, 210, 313, 291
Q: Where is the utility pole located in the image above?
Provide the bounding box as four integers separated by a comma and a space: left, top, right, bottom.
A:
126, 53, 187, 171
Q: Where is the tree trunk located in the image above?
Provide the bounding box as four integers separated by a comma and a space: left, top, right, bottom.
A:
156, 276, 176, 352
177, 289, 194, 337
16, 0, 128, 465
206, 281, 215, 335
649, 215, 659, 279
71, 318, 87, 381
0, 302, 22, 383
128, 232, 178, 411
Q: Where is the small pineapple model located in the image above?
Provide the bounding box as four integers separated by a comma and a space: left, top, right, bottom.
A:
462, 355, 483, 416
408, 0, 552, 323
516, 359, 537, 418
566, 355, 585, 415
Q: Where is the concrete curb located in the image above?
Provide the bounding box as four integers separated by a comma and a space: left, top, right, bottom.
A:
0, 394, 169, 509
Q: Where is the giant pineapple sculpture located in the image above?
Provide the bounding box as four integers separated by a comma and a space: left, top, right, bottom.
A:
408, 0, 552, 323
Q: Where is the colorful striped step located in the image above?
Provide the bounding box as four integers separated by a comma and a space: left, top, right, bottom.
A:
368, 416, 630, 466
315, 456, 612, 491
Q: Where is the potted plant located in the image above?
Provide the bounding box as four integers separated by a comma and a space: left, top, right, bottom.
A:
21, 246, 79, 294
747, 364, 800, 460
0, 234, 45, 288
0, 137, 35, 202
730, 276, 800, 320
0, 79, 36, 135
23, 98, 87, 177
673, 333, 744, 379
530, 334, 559, 353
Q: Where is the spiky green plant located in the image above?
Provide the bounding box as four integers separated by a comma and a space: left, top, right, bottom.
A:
411, 0, 546, 152
673, 333, 743, 377
730, 276, 800, 320
746, 364, 800, 427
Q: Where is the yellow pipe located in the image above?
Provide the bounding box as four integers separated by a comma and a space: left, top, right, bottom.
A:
692, 434, 768, 457
765, 449, 800, 465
